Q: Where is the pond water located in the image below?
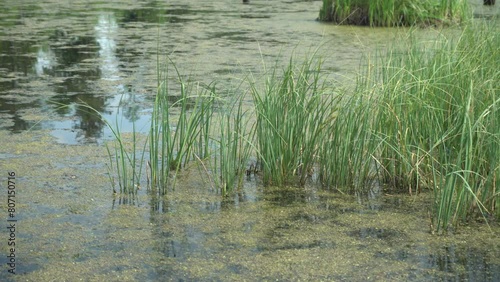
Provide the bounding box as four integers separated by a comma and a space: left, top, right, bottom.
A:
1, 0, 499, 281
1, 130, 499, 281
1, 0, 497, 144
0, 0, 430, 144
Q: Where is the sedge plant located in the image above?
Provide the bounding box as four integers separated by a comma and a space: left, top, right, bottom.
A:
212, 94, 256, 196
148, 58, 216, 195
319, 0, 470, 26
366, 20, 499, 232
250, 55, 334, 186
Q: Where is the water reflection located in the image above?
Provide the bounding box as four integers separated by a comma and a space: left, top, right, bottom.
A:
52, 12, 150, 143
34, 45, 56, 76
1, 0, 497, 145
422, 244, 500, 281
0, 7, 151, 143
95, 13, 120, 81
111, 194, 138, 208
0, 0, 371, 144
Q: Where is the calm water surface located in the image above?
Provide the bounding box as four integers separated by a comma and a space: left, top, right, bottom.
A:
0, 0, 499, 281
0, 0, 415, 144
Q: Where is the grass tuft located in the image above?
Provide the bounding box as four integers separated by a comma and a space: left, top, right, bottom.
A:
97, 21, 498, 232
250, 55, 333, 186
319, 0, 470, 26
148, 58, 216, 195
365, 21, 499, 231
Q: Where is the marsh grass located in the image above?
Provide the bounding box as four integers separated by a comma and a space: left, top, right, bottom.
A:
366, 21, 499, 231
319, 0, 470, 26
212, 95, 256, 196
149, 59, 216, 195
250, 56, 333, 186
66, 99, 146, 196
105, 119, 143, 195
97, 21, 497, 231
318, 88, 379, 192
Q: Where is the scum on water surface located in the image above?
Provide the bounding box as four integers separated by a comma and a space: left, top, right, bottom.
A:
0, 0, 499, 280
0, 130, 499, 281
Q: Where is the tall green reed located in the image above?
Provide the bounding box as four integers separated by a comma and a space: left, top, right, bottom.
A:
213, 95, 256, 196
367, 21, 499, 231
250, 55, 332, 186
149, 58, 216, 195
319, 0, 470, 26
318, 85, 379, 192
431, 22, 499, 231
105, 116, 144, 195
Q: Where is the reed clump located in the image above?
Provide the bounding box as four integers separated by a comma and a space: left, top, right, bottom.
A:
317, 87, 379, 192
148, 60, 216, 196
148, 58, 254, 197
105, 122, 144, 196
102, 21, 497, 232
366, 21, 499, 231
212, 94, 255, 196
319, 0, 470, 26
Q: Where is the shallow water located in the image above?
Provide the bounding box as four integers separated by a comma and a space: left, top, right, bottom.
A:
1, 0, 499, 281
1, 1, 497, 144
0, 0, 432, 144
0, 130, 499, 281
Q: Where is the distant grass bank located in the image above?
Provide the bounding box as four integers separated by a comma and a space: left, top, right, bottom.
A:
319, 0, 470, 26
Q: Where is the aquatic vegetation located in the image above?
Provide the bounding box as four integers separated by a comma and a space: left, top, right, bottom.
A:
5, 127, 500, 281
365, 20, 500, 231
105, 118, 145, 195
250, 55, 334, 186
99, 20, 497, 232
61, 100, 145, 195
148, 58, 216, 195
319, 0, 470, 26
212, 94, 255, 196
317, 87, 379, 192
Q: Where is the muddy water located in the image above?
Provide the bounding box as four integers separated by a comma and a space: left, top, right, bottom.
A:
0, 0, 422, 144
1, 1, 497, 144
1, 130, 499, 281
1, 0, 499, 281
